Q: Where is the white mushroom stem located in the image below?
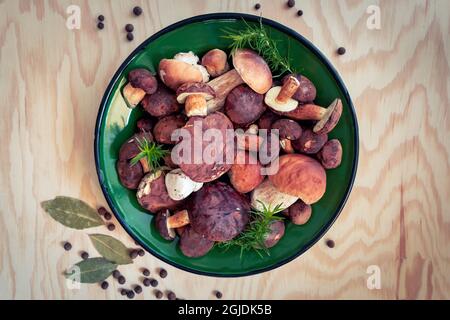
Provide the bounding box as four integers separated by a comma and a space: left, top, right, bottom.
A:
276, 76, 300, 103
167, 210, 190, 228
206, 69, 245, 113
165, 168, 203, 201
185, 94, 208, 117
251, 179, 298, 211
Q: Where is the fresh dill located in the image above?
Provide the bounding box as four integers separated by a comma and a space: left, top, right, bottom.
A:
217, 202, 286, 258
222, 19, 295, 77
130, 137, 169, 172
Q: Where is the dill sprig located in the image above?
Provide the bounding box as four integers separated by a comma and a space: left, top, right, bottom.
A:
222, 19, 295, 77
130, 137, 169, 172
217, 201, 286, 258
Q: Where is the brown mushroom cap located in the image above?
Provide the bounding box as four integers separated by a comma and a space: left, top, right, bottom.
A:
282, 74, 316, 103
225, 85, 266, 126
159, 59, 203, 91
232, 49, 273, 94
118, 132, 154, 161
292, 129, 328, 154
128, 69, 158, 94
201, 49, 230, 78
154, 210, 176, 241
313, 98, 343, 134
263, 221, 285, 248
286, 200, 312, 225
141, 82, 181, 118
179, 226, 215, 258
187, 182, 250, 242
176, 82, 216, 103
317, 139, 343, 169
271, 119, 302, 140
269, 154, 327, 205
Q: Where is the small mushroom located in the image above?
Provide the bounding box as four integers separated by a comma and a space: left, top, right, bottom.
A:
282, 74, 316, 103
206, 49, 273, 112
201, 49, 230, 78
153, 114, 186, 145
317, 139, 343, 169
225, 85, 266, 126
229, 151, 265, 194
136, 118, 156, 133
251, 179, 298, 211
258, 110, 280, 131
292, 128, 328, 154
165, 168, 203, 201
179, 226, 215, 258
263, 221, 285, 249
264, 76, 300, 112
158, 59, 204, 91
154, 210, 176, 241
122, 69, 158, 108
174, 51, 210, 83
285, 200, 312, 225
271, 119, 302, 154
176, 83, 216, 117
141, 82, 181, 117
269, 154, 327, 205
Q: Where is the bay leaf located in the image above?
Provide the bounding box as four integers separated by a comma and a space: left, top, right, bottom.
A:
89, 234, 132, 265
64, 258, 117, 283
41, 196, 104, 230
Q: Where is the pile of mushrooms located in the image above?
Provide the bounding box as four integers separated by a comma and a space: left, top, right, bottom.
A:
118, 46, 344, 258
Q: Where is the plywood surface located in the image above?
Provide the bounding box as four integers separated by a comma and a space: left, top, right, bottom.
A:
0, 0, 449, 299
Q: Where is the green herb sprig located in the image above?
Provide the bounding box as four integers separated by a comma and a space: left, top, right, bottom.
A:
130, 137, 169, 172
217, 202, 286, 258
222, 19, 295, 77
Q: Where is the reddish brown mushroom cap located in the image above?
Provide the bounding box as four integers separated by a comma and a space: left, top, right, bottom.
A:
269, 154, 327, 205
282, 74, 316, 103
179, 226, 215, 258
128, 69, 158, 94
232, 49, 273, 94
176, 82, 216, 103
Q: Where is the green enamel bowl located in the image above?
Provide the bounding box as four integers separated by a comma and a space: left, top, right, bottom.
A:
95, 13, 359, 277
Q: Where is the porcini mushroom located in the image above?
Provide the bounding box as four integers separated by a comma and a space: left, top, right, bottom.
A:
282, 73, 317, 103
122, 69, 158, 108
292, 128, 328, 154
284, 200, 312, 225
176, 82, 216, 117
229, 151, 265, 194
264, 75, 300, 112
269, 154, 327, 205
179, 226, 215, 258
141, 82, 181, 117
225, 85, 266, 126
159, 59, 204, 91
154, 210, 176, 241
317, 139, 343, 169
206, 49, 273, 112
263, 221, 285, 249
201, 49, 230, 78
174, 51, 210, 83
165, 168, 203, 201
271, 119, 302, 154
251, 179, 298, 211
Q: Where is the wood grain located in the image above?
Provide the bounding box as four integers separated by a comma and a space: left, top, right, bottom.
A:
0, 0, 449, 300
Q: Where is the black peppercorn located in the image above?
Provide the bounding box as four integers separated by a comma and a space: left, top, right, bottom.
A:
125, 24, 134, 32
215, 291, 223, 299
100, 281, 109, 290
154, 290, 163, 299
118, 275, 126, 285
137, 249, 145, 257
133, 6, 143, 16
107, 223, 115, 231
337, 47, 346, 55
134, 285, 142, 294
63, 242, 72, 251
254, 3, 261, 10
167, 291, 176, 300
150, 279, 158, 287
97, 22, 104, 30
81, 251, 89, 260
127, 290, 135, 299
127, 32, 134, 42
142, 268, 150, 277
103, 212, 112, 220
143, 278, 151, 287
112, 270, 121, 279
120, 289, 127, 296
297, 10, 303, 16
326, 239, 335, 248
287, 0, 295, 8
159, 269, 167, 278
129, 250, 138, 259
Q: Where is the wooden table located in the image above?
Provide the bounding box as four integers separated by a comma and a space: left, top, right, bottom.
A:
1, 0, 449, 300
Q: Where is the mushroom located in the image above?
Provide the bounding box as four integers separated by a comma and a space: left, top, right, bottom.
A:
136, 117, 156, 133
201, 49, 230, 78
122, 69, 158, 108
176, 82, 216, 117
206, 49, 273, 112
258, 110, 280, 131
264, 75, 300, 112
317, 139, 343, 169
236, 128, 264, 153
284, 200, 312, 225
282, 74, 317, 103
263, 221, 285, 249
225, 85, 266, 126
268, 154, 327, 205
174, 51, 210, 83
165, 168, 203, 201
158, 59, 204, 91
276, 99, 343, 135
187, 182, 250, 242
292, 128, 328, 154
154, 210, 176, 241
141, 82, 181, 117
153, 114, 186, 145
179, 225, 215, 258
136, 171, 181, 213
271, 119, 302, 154
251, 179, 298, 211
229, 150, 265, 194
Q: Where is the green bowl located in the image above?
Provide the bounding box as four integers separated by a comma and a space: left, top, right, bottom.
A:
95, 13, 359, 277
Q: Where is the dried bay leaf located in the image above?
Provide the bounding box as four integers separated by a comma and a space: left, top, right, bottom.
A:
89, 234, 132, 265
41, 196, 104, 229
65, 258, 117, 283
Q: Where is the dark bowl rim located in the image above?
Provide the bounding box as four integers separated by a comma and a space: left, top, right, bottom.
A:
94, 12, 359, 278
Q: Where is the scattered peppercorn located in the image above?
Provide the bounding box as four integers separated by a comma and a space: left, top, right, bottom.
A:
167, 291, 176, 300
154, 290, 163, 299
254, 3, 261, 10
118, 275, 126, 285
107, 223, 115, 231
127, 290, 135, 299
337, 47, 346, 55
137, 249, 145, 257
287, 0, 295, 8
97, 15, 105, 22
103, 212, 112, 220
134, 285, 143, 294
326, 239, 335, 248
127, 32, 134, 42
133, 6, 143, 16
81, 251, 89, 260
297, 10, 303, 16
63, 242, 72, 251
129, 250, 138, 259
125, 24, 134, 32
120, 289, 128, 296
112, 270, 121, 279
97, 22, 104, 30
215, 291, 223, 299
142, 268, 150, 277
150, 279, 158, 287
143, 278, 151, 287
159, 269, 167, 278
101, 281, 109, 290
98, 207, 107, 215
